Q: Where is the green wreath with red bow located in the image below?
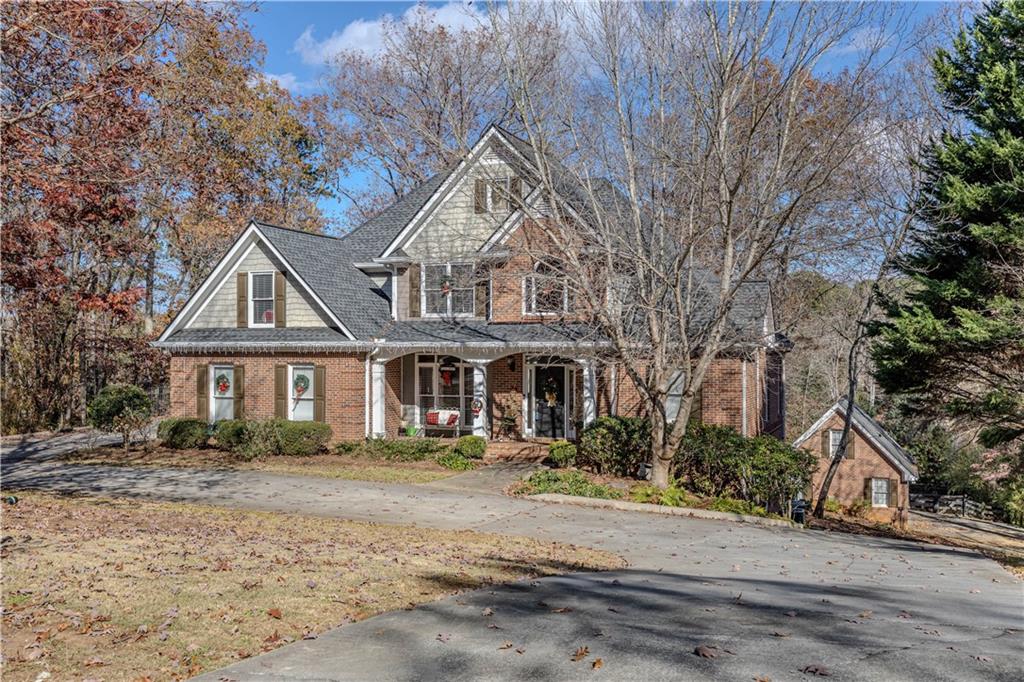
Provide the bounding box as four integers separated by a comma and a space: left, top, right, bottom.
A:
293, 373, 310, 397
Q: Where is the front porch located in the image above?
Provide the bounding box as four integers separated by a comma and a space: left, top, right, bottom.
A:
368, 350, 599, 442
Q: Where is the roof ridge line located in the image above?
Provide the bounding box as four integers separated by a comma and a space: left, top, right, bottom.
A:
253, 220, 341, 240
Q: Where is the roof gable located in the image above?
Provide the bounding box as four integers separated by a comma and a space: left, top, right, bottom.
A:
157, 222, 357, 343
793, 399, 918, 482
377, 125, 541, 259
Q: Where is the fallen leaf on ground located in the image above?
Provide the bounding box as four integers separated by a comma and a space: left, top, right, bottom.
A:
572, 646, 590, 662
498, 641, 513, 650
436, 633, 451, 643
801, 664, 832, 676
694, 645, 719, 658
266, 608, 282, 620
784, 610, 798, 617
482, 607, 494, 616
552, 606, 573, 613
772, 631, 791, 638
592, 658, 603, 669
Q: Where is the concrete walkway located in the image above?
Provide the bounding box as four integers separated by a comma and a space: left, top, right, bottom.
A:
2, 434, 1021, 681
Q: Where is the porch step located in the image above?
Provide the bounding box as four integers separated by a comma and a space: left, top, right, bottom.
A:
484, 441, 549, 463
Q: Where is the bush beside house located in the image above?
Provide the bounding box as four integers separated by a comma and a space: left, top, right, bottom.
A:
87, 384, 152, 450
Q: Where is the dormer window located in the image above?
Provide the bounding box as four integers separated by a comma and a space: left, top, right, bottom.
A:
474, 176, 522, 214
250, 272, 275, 327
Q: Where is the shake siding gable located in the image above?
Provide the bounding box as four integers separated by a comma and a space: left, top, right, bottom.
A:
403, 146, 519, 260
190, 242, 327, 329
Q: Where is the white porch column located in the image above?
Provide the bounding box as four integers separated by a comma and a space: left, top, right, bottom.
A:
579, 359, 597, 427
470, 360, 489, 438
371, 359, 387, 438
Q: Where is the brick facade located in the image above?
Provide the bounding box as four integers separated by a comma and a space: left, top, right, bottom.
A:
487, 353, 524, 438
802, 413, 910, 525
169, 353, 367, 442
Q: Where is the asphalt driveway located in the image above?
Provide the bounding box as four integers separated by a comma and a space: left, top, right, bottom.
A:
2, 434, 1021, 681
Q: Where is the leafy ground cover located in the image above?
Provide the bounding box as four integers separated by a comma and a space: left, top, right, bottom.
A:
511, 470, 779, 518
0, 492, 624, 680
809, 513, 1024, 578
63, 445, 456, 484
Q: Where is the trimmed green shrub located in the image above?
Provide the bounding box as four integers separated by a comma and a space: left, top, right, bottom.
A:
238, 419, 280, 459
213, 420, 248, 450
630, 483, 697, 507
547, 440, 577, 468
515, 470, 623, 499
674, 423, 815, 512
334, 440, 361, 455
454, 435, 487, 459
578, 416, 650, 476
344, 438, 450, 461
158, 417, 209, 450
276, 420, 332, 456
88, 384, 152, 450
436, 451, 476, 471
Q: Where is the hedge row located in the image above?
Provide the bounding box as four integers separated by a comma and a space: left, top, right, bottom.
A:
157, 417, 331, 457
570, 416, 815, 511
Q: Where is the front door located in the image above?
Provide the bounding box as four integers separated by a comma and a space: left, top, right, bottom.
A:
534, 366, 566, 439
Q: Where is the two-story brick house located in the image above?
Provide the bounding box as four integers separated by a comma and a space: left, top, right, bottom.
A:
154, 124, 789, 443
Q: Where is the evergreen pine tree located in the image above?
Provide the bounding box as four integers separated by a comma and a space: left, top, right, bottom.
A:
872, 1, 1023, 457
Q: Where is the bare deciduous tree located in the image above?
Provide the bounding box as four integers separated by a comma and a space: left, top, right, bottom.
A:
490, 0, 906, 487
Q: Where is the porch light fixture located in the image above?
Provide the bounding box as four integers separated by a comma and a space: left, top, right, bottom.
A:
507, 356, 516, 372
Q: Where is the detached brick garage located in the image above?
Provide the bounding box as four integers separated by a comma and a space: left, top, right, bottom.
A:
795, 399, 918, 525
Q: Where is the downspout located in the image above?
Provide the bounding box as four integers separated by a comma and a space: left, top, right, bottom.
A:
741, 358, 748, 436
364, 348, 376, 438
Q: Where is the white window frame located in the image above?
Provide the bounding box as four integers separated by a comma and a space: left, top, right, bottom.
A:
249, 271, 275, 328
828, 429, 845, 457
288, 364, 315, 422
870, 478, 890, 507
421, 262, 475, 318
523, 262, 570, 316
209, 364, 234, 422
477, 175, 514, 213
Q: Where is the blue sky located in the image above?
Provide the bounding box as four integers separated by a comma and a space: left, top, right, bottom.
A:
246, 1, 950, 226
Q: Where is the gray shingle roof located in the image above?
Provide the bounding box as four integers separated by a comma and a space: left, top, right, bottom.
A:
177, 128, 775, 348
254, 221, 391, 339
377, 320, 605, 346
163, 327, 358, 348
339, 171, 451, 261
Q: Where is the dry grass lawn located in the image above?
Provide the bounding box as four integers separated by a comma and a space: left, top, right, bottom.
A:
0, 492, 624, 681
63, 444, 455, 484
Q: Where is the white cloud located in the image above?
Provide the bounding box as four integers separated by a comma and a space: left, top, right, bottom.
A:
833, 26, 891, 56
251, 72, 315, 94
293, 1, 484, 64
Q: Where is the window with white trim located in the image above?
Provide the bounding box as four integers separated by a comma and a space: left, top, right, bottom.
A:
289, 365, 314, 421
524, 261, 570, 315
423, 263, 474, 317
871, 478, 890, 507
211, 365, 234, 421
250, 272, 274, 327
474, 176, 520, 214
828, 429, 844, 457
665, 370, 685, 421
